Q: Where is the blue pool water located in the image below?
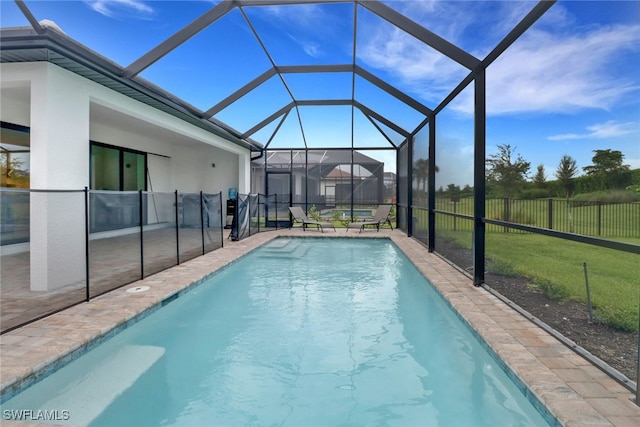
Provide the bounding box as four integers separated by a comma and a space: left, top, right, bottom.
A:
1, 238, 550, 426
321, 209, 372, 218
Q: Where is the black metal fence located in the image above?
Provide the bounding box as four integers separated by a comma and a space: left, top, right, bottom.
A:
0, 188, 224, 333
231, 193, 291, 241
435, 197, 640, 237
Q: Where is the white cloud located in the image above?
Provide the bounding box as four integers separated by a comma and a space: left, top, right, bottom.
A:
479, 24, 640, 116
259, 4, 346, 59
261, 3, 345, 38
358, 2, 640, 116
548, 121, 639, 141
85, 0, 154, 18
358, 25, 467, 102
285, 33, 322, 58
357, 1, 540, 105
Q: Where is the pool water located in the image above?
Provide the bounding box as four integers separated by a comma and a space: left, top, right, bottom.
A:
321, 209, 372, 218
1, 238, 550, 426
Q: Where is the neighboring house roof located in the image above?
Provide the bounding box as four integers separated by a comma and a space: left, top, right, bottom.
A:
325, 167, 357, 180
256, 149, 383, 167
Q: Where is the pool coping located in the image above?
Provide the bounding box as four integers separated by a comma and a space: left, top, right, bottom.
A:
1, 229, 639, 426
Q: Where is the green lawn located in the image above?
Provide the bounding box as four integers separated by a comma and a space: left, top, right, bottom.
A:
440, 229, 639, 331
435, 197, 640, 237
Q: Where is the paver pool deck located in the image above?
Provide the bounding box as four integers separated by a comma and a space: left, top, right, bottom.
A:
1, 228, 639, 426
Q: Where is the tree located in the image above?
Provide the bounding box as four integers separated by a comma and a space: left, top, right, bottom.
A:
0, 151, 28, 187
533, 164, 546, 188
412, 158, 439, 192
486, 144, 531, 198
555, 155, 578, 198
413, 159, 429, 192
582, 149, 630, 190
555, 154, 579, 232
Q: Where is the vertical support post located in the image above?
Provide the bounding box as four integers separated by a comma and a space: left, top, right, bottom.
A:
200, 191, 205, 255
350, 150, 355, 219
395, 146, 400, 230
428, 113, 436, 252
583, 262, 594, 323
407, 135, 414, 237
636, 295, 640, 405
84, 187, 90, 302
503, 198, 509, 232
274, 193, 278, 230
139, 189, 144, 280
597, 202, 602, 236
304, 149, 309, 212
453, 201, 457, 232
473, 71, 486, 287
257, 194, 261, 233
175, 190, 180, 264
219, 191, 224, 247
548, 198, 553, 230
248, 194, 252, 235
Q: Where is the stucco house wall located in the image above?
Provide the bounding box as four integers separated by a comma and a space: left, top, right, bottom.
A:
1, 61, 252, 291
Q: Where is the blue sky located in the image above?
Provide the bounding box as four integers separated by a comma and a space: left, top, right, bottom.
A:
1, 0, 638, 187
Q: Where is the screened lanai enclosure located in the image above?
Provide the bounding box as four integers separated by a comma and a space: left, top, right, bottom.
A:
251, 150, 392, 209
2, 0, 639, 398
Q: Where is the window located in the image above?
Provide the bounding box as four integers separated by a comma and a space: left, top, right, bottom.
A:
90, 142, 146, 191
1, 122, 30, 189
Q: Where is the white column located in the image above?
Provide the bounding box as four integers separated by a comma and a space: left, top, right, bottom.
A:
30, 64, 89, 291
238, 151, 251, 194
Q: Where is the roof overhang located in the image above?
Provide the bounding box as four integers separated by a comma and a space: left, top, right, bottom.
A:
0, 26, 263, 152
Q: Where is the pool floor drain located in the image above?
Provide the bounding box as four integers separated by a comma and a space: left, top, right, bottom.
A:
126, 285, 150, 293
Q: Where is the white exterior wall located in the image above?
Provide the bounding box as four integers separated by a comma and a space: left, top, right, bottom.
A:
1, 62, 252, 291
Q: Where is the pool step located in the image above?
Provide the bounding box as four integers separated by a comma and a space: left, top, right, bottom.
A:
260, 239, 310, 259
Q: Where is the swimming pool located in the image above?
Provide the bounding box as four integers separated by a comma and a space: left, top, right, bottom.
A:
1, 238, 551, 426
321, 209, 373, 218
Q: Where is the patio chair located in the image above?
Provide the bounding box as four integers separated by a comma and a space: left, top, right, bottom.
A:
346, 205, 393, 232
288, 206, 336, 232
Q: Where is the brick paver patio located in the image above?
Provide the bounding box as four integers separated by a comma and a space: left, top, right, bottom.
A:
1, 228, 638, 426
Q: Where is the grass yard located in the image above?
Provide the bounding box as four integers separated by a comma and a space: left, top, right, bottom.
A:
440, 230, 640, 331
435, 197, 640, 238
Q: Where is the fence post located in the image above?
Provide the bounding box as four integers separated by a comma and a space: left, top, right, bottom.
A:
84, 187, 90, 302
503, 198, 509, 233
453, 200, 457, 231
248, 195, 252, 235
258, 194, 262, 232
275, 194, 278, 230
200, 191, 205, 255
547, 198, 553, 230
219, 191, 224, 247
175, 190, 180, 264
597, 202, 602, 236
139, 189, 144, 280
636, 296, 640, 405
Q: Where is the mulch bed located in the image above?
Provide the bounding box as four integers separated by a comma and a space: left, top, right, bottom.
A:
435, 240, 638, 383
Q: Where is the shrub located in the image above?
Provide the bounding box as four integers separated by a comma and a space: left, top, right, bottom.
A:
519, 188, 552, 199
487, 205, 535, 225
308, 205, 321, 221
595, 306, 637, 332
625, 184, 640, 195
571, 190, 640, 204
330, 210, 350, 227
487, 259, 519, 277
533, 279, 570, 301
